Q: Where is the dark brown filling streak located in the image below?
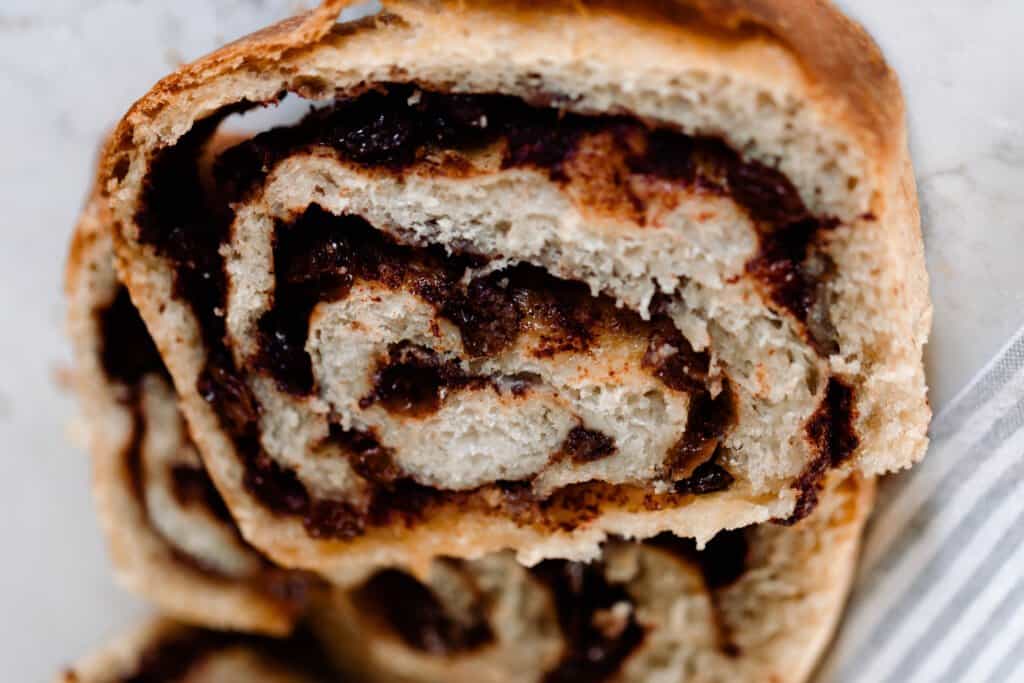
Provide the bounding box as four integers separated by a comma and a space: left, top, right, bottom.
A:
96, 287, 316, 607
311, 531, 749, 672
97, 288, 177, 521
133, 83, 855, 538
111, 627, 338, 683
778, 376, 859, 524
259, 203, 626, 397
559, 426, 618, 465
209, 84, 843, 351
352, 554, 644, 678
352, 565, 495, 655
168, 464, 233, 523
532, 559, 646, 683
641, 316, 738, 488
649, 529, 750, 656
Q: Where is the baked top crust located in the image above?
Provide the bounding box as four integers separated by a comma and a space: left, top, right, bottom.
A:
102, 0, 905, 182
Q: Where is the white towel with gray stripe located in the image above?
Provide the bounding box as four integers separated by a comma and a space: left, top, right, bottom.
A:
819, 326, 1024, 683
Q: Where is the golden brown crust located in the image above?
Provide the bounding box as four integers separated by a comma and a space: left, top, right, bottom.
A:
431, 0, 903, 156
656, 0, 903, 153
65, 137, 112, 296
100, 0, 353, 187
102, 0, 904, 192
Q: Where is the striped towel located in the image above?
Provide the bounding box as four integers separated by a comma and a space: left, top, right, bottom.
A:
820, 327, 1024, 683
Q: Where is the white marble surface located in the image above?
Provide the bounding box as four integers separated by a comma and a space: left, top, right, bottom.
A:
0, 1, 1021, 680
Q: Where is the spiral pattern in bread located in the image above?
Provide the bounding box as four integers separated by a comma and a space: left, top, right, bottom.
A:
67, 183, 316, 634
312, 474, 872, 683
98, 0, 928, 581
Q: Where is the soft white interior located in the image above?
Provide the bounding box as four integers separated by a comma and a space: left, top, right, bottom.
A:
309, 283, 698, 493
607, 545, 723, 681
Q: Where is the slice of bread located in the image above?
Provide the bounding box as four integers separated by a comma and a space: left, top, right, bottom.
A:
312, 474, 873, 683
97, 0, 928, 581
55, 619, 334, 683
66, 179, 317, 635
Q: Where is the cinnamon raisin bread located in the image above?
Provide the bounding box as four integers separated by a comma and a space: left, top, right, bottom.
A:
99, 0, 929, 582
